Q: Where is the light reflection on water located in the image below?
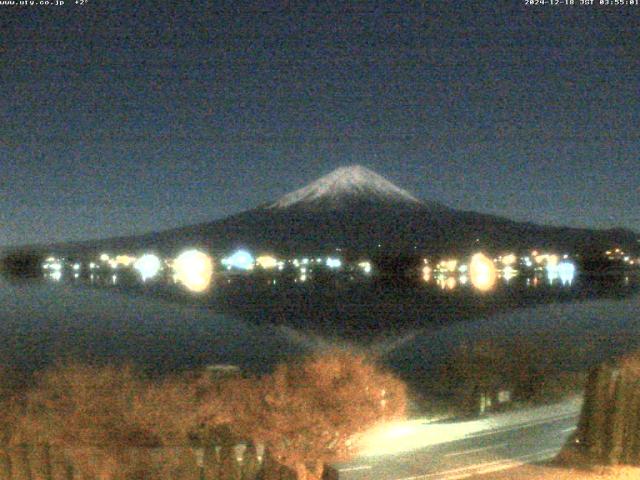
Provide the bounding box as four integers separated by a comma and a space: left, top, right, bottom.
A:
383, 291, 640, 382
41, 252, 583, 301
429, 265, 576, 292
0, 278, 310, 375
0, 269, 637, 382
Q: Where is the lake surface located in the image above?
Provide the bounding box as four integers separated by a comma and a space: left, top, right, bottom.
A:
0, 278, 310, 376
1, 277, 639, 384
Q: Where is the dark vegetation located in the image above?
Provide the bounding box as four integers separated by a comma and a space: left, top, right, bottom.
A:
0, 351, 406, 480
410, 336, 586, 417
0, 342, 585, 480
568, 350, 640, 466
0, 251, 44, 278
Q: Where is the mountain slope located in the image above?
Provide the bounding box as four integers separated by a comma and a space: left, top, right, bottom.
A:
31, 165, 639, 257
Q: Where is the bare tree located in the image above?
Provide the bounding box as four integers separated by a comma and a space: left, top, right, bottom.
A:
11, 363, 202, 479
209, 350, 407, 480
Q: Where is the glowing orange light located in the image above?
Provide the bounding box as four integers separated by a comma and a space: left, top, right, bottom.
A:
501, 254, 516, 266
469, 252, 497, 292
445, 276, 457, 290
422, 265, 432, 282
437, 276, 457, 290
256, 255, 278, 270
115, 255, 135, 267
439, 259, 458, 272
173, 249, 214, 293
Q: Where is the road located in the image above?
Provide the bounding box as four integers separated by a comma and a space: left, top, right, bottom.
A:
331, 397, 582, 480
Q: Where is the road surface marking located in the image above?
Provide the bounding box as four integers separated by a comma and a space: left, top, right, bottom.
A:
338, 465, 372, 472
468, 448, 558, 479
444, 442, 509, 458
463, 413, 579, 441
561, 426, 577, 433
394, 448, 558, 480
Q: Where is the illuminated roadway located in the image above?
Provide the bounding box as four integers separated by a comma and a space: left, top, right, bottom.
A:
332, 397, 582, 480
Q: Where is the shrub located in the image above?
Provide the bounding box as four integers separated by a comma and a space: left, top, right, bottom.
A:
202, 349, 407, 480
11, 363, 201, 479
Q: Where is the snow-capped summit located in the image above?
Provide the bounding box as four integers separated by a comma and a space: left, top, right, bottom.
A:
268, 165, 423, 209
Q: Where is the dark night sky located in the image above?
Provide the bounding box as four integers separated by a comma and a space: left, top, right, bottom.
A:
1, 1, 639, 247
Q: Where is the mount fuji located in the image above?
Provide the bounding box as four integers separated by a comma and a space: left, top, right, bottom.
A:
36, 165, 638, 258
268, 165, 426, 210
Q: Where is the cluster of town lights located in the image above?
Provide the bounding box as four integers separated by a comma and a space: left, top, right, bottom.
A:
423, 250, 581, 291
40, 244, 614, 295
94, 250, 215, 292
256, 255, 278, 270
65, 248, 363, 291
605, 248, 638, 266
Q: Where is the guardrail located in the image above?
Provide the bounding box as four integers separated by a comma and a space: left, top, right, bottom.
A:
0, 444, 297, 480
